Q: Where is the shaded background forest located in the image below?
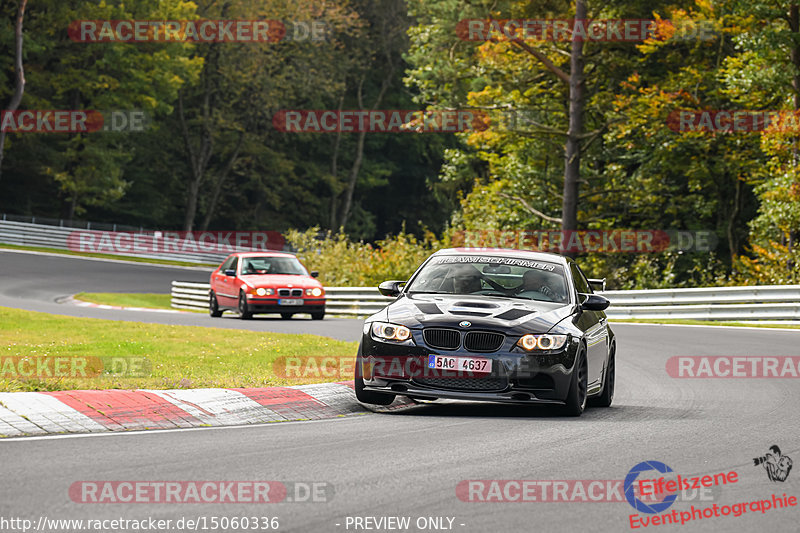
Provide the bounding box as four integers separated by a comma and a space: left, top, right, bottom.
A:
1, 0, 799, 288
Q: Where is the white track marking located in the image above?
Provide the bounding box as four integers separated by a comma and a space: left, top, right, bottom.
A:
0, 392, 107, 434
147, 388, 284, 426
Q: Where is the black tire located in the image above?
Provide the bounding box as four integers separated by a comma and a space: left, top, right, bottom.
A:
589, 344, 615, 408
354, 347, 395, 406
238, 291, 253, 320
311, 311, 325, 320
562, 346, 588, 416
280, 313, 293, 320
209, 291, 222, 317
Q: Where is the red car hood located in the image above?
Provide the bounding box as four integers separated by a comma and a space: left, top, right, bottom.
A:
238, 274, 321, 288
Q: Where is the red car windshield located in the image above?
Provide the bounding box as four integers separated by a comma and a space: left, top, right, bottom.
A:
240, 256, 308, 276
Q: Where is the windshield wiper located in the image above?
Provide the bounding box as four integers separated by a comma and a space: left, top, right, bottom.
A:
407, 290, 451, 294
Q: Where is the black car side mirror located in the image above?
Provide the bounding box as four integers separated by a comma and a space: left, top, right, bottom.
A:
224, 269, 236, 277
310, 271, 319, 278
378, 280, 405, 297
580, 293, 610, 311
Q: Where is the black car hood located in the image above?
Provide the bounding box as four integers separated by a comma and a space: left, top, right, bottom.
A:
384, 293, 575, 335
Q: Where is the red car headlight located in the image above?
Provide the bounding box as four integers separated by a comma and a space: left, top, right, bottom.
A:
306, 287, 323, 297
252, 288, 274, 296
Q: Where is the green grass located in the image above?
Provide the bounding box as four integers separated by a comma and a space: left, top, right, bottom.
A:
0, 243, 214, 268
75, 292, 173, 309
610, 318, 800, 329
0, 306, 358, 392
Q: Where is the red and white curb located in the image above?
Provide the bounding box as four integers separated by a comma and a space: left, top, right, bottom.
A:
0, 382, 413, 438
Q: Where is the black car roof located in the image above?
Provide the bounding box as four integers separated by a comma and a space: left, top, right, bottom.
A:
433, 247, 570, 265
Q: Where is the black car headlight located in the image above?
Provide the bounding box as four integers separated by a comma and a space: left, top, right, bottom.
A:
517, 334, 568, 351
369, 321, 413, 343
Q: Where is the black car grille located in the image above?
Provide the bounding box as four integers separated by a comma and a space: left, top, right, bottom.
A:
423, 328, 460, 350
278, 288, 303, 297
414, 375, 508, 392
464, 331, 504, 352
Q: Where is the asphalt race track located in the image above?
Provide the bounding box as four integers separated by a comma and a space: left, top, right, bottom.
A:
0, 249, 362, 340
1, 249, 799, 532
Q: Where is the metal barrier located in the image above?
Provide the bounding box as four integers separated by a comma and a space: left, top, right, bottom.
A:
170, 282, 800, 321
0, 220, 237, 265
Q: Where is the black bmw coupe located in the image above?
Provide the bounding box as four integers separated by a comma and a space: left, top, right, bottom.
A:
355, 248, 615, 416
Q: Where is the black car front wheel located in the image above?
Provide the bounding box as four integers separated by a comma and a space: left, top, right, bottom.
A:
311, 311, 325, 320
562, 346, 588, 416
354, 348, 395, 406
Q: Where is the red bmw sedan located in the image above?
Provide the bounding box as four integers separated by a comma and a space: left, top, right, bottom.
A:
209, 252, 326, 320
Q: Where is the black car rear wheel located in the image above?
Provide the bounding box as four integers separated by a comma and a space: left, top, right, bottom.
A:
209, 291, 222, 317
562, 346, 588, 416
589, 343, 615, 408
238, 291, 253, 320
354, 347, 395, 406
280, 313, 293, 320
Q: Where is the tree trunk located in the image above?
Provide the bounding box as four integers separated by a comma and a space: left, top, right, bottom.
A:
0, 0, 28, 184
329, 93, 345, 230
338, 65, 394, 231
178, 86, 214, 232
200, 132, 244, 231
561, 0, 586, 255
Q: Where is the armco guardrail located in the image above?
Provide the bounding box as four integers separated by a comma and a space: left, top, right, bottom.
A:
171, 282, 800, 321
0, 220, 253, 265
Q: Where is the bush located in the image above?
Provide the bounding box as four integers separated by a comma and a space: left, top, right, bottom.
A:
285, 227, 449, 287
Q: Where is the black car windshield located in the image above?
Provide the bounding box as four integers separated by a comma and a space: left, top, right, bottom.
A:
406, 255, 569, 304
240, 256, 308, 276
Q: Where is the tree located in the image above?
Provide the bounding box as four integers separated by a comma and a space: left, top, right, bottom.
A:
0, 0, 27, 184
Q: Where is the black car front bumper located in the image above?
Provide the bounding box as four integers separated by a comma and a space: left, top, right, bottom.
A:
359, 330, 580, 404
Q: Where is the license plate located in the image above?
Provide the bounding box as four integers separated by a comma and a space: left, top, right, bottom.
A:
278, 299, 303, 306
427, 355, 492, 374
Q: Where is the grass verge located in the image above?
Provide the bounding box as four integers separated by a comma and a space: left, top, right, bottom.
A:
0, 243, 214, 268
0, 306, 357, 392
610, 319, 800, 329
75, 292, 173, 309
